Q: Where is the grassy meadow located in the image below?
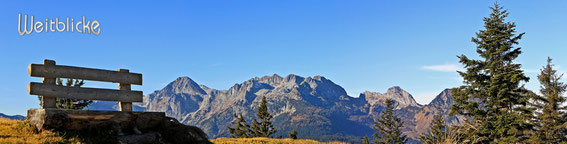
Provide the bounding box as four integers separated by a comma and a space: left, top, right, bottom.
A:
0, 118, 81, 143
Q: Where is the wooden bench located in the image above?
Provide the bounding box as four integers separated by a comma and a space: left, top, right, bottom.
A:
26, 59, 165, 132
28, 59, 143, 111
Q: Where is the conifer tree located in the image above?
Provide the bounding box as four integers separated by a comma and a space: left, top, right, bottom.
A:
37, 78, 91, 109
419, 115, 447, 144
250, 96, 277, 137
373, 99, 407, 144
530, 57, 567, 143
362, 136, 370, 144
450, 3, 533, 143
288, 128, 298, 139
227, 113, 252, 138
56, 78, 91, 109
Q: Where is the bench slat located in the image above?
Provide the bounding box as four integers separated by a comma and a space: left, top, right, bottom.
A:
28, 82, 143, 102
28, 64, 142, 85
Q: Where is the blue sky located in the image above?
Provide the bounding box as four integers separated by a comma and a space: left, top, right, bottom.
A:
1, 0, 566, 115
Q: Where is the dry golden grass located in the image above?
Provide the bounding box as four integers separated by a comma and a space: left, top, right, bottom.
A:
211, 137, 348, 144
0, 117, 81, 144
0, 117, 349, 144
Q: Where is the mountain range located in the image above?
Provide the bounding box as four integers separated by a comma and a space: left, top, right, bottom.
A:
0, 112, 25, 120
88, 74, 462, 143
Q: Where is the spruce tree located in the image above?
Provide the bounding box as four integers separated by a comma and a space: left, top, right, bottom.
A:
227, 113, 252, 138
419, 115, 447, 144
362, 136, 370, 144
373, 99, 407, 144
57, 78, 91, 109
530, 57, 567, 143
250, 96, 277, 137
37, 78, 91, 109
288, 128, 298, 139
450, 3, 533, 143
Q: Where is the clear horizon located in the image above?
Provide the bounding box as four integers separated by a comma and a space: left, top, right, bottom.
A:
1, 0, 566, 115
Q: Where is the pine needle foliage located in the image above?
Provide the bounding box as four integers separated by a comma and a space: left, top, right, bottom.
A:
227, 113, 253, 138
529, 57, 567, 143
363, 136, 370, 144
373, 99, 407, 144
450, 3, 534, 143
250, 96, 277, 137
419, 115, 447, 144
37, 78, 91, 110
288, 128, 298, 139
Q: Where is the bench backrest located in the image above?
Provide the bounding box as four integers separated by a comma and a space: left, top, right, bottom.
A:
28, 59, 142, 111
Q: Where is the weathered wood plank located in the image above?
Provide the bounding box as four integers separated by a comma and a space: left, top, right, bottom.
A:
41, 60, 57, 108
28, 82, 143, 102
28, 64, 142, 85
118, 69, 133, 112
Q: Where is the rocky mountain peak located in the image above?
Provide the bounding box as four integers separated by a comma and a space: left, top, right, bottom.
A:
89, 74, 459, 143
313, 75, 324, 80
427, 89, 453, 108
387, 86, 404, 93
361, 86, 421, 109
284, 74, 304, 84
412, 88, 460, 140
257, 74, 284, 85
165, 76, 206, 95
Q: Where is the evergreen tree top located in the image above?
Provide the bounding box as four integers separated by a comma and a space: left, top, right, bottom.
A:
251, 96, 277, 137
373, 99, 407, 144
450, 3, 533, 143
530, 57, 567, 143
